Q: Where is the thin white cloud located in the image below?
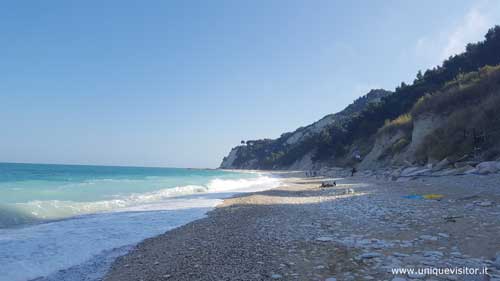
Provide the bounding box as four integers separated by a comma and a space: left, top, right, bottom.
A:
440, 7, 490, 60
415, 0, 500, 66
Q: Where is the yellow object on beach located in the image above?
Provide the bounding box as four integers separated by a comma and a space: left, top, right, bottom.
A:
423, 194, 444, 200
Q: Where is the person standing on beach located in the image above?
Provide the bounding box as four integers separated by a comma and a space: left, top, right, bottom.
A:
351, 167, 356, 177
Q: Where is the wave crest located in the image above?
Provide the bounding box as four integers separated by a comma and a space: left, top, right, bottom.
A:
1, 174, 279, 227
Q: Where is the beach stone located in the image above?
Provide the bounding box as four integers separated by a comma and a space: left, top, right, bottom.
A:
316, 236, 334, 242
408, 272, 426, 279
465, 168, 479, 174
433, 168, 459, 176
397, 177, 415, 182
359, 252, 382, 259
419, 235, 438, 241
476, 201, 493, 207
453, 165, 475, 175
438, 233, 449, 238
271, 273, 283, 279
406, 168, 432, 177
433, 158, 451, 171
392, 277, 407, 281
476, 161, 499, 174
314, 265, 326, 269
423, 250, 443, 257
401, 167, 424, 177
494, 253, 500, 268
325, 277, 337, 281
454, 161, 470, 168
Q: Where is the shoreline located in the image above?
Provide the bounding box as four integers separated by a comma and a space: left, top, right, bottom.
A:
1, 170, 282, 281
104, 171, 500, 281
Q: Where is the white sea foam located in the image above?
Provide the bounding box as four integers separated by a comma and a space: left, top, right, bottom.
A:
9, 175, 279, 221
0, 174, 280, 281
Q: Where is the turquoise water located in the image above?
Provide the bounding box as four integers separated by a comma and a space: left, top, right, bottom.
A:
0, 163, 280, 281
0, 163, 256, 227
0, 163, 253, 204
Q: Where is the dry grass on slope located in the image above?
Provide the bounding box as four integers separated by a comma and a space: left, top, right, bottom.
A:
415, 65, 500, 162
375, 65, 500, 163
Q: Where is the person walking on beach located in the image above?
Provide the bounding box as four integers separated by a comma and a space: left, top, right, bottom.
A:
351, 167, 356, 177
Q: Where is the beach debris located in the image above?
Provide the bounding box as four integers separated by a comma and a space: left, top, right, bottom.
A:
402, 194, 443, 200
443, 215, 463, 222
402, 195, 423, 200
422, 194, 444, 200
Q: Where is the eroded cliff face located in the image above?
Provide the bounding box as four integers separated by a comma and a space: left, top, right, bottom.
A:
219, 147, 242, 169
359, 114, 446, 169
403, 115, 445, 161
359, 130, 407, 170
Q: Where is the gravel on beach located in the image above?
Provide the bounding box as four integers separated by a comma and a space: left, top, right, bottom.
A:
105, 173, 500, 281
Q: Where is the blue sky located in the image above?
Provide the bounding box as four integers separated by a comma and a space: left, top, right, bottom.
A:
1, 0, 499, 168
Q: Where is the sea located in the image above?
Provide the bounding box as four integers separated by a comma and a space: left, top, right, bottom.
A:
0, 163, 280, 281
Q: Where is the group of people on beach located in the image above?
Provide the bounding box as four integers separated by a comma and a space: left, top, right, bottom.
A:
320, 180, 336, 188
305, 170, 318, 177
306, 167, 357, 177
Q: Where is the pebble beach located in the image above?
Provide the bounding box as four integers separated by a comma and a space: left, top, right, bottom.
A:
105, 171, 500, 281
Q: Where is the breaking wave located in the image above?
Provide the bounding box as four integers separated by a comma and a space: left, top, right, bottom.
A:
0, 175, 280, 228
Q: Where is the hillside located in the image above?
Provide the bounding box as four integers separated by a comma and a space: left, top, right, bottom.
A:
220, 26, 500, 170
220, 89, 392, 169
360, 64, 500, 170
